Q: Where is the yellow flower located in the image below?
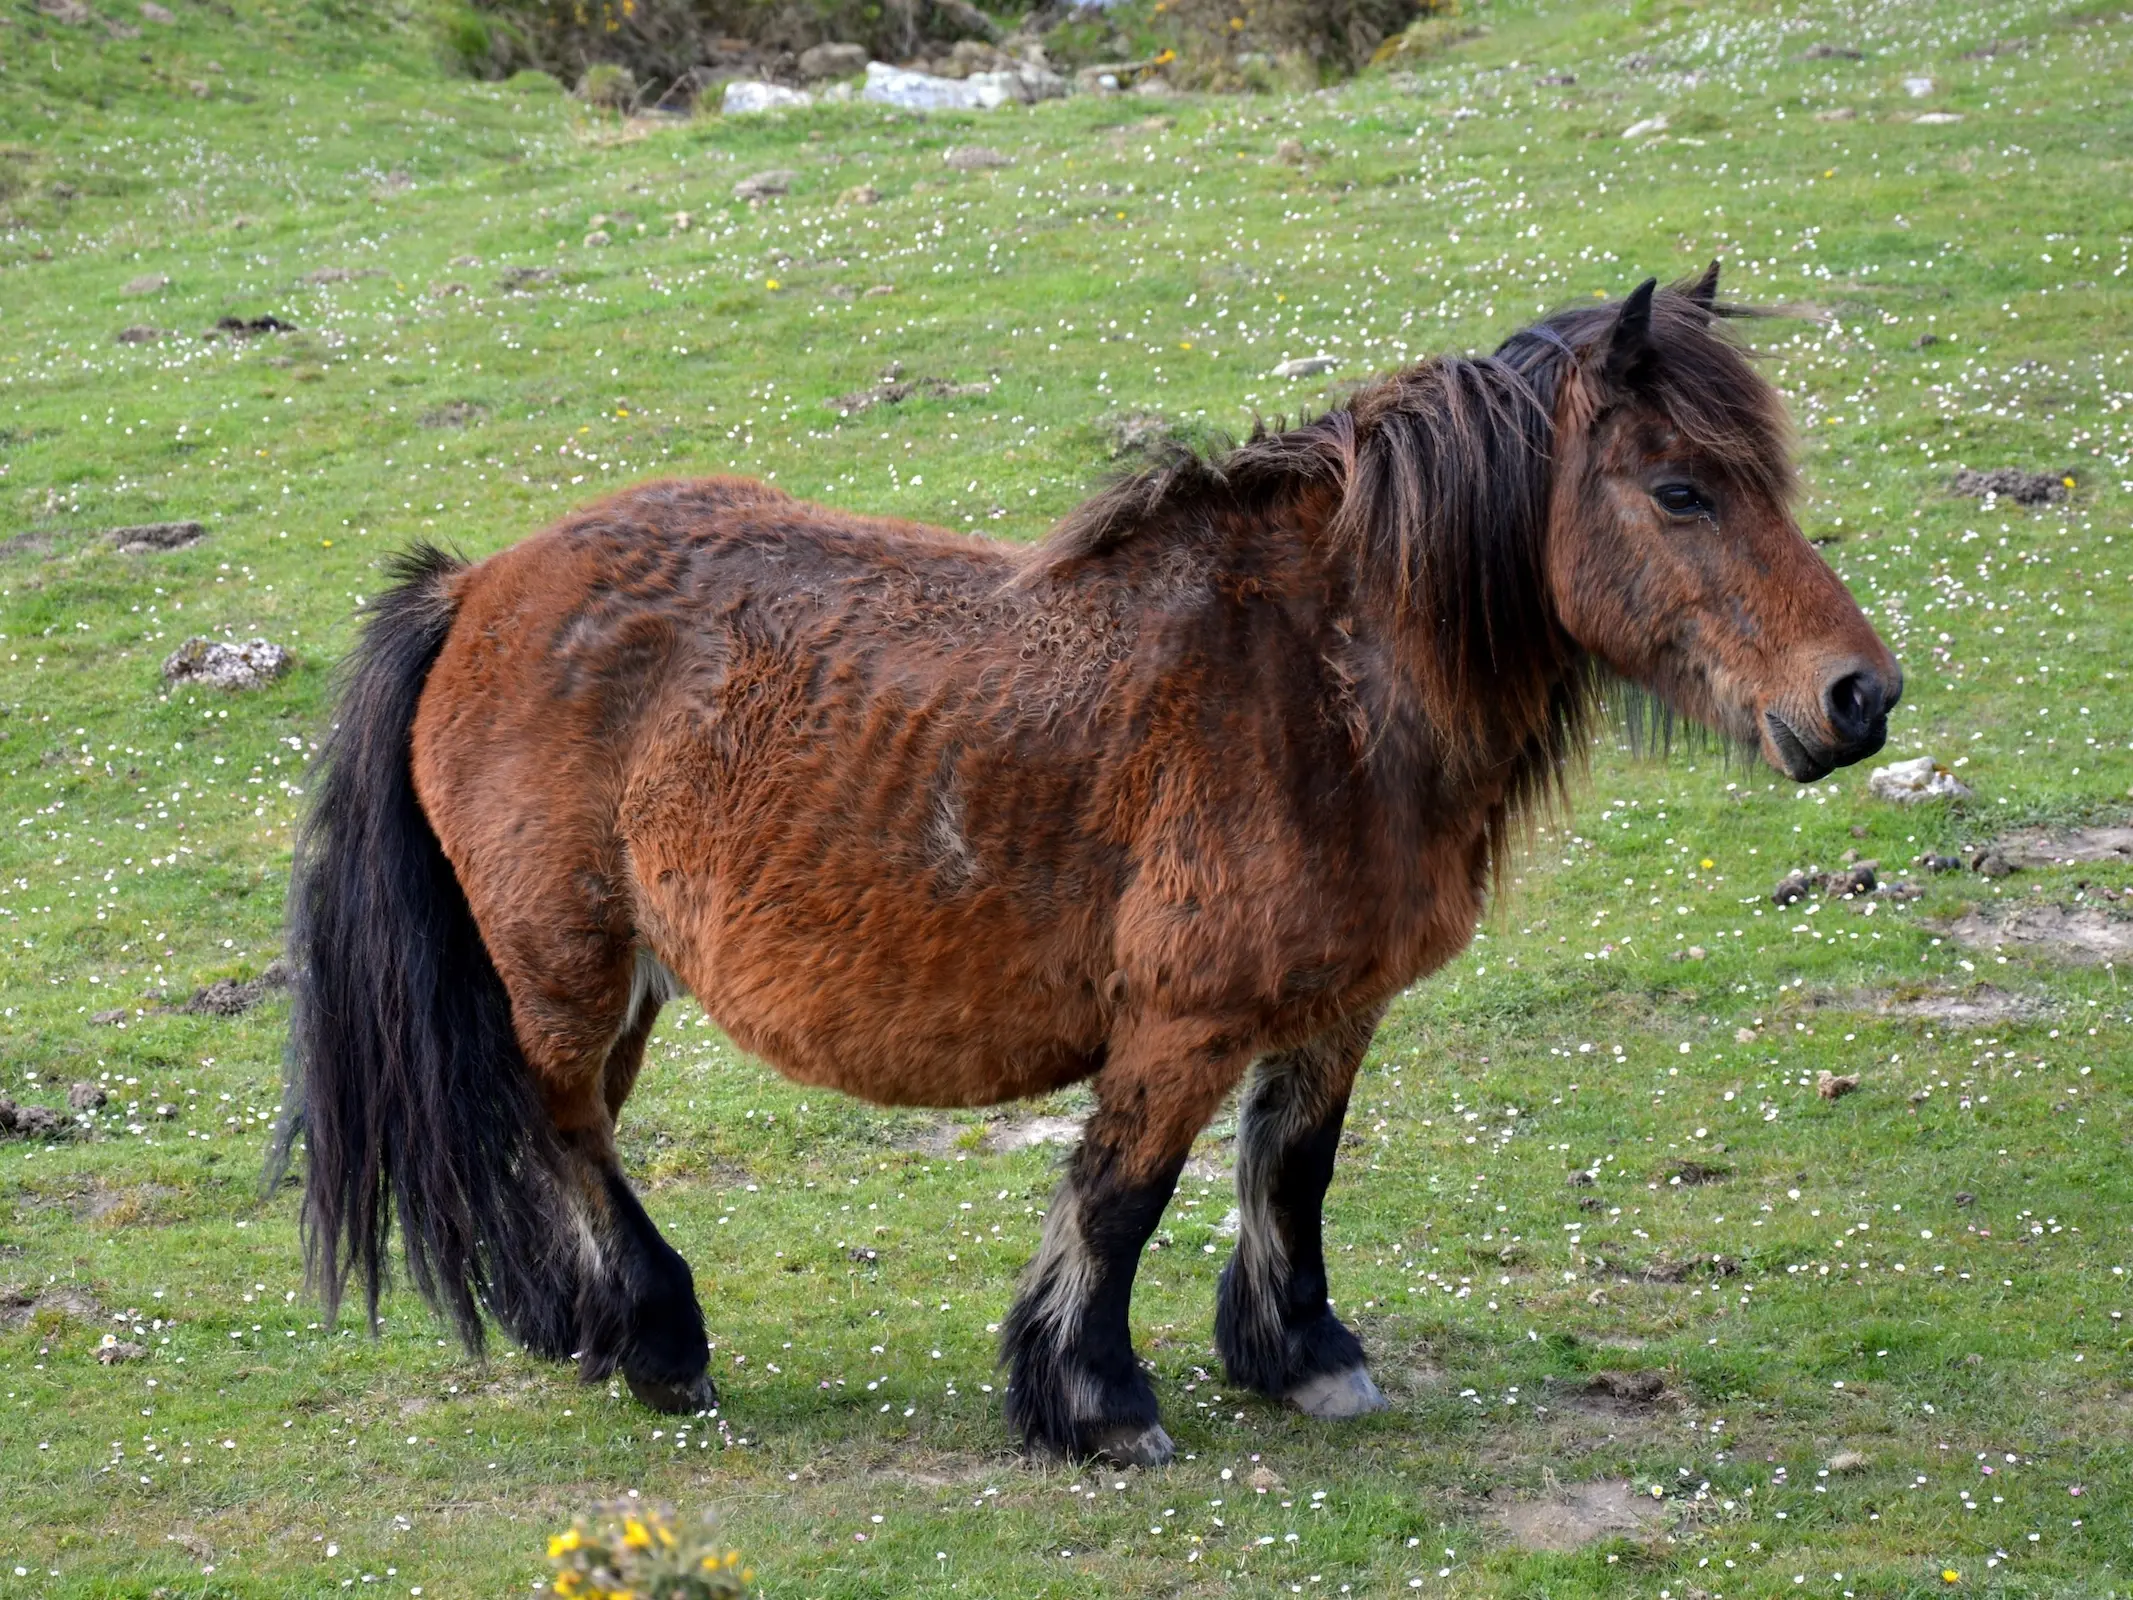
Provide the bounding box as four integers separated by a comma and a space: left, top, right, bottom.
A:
765, 277, 780, 290
553, 1572, 582, 1597
1700, 857, 1714, 869
622, 1516, 652, 1549
549, 1529, 584, 1558
1943, 1571, 1961, 1584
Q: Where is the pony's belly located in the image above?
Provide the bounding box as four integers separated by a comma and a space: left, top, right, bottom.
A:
697, 964, 1107, 1109
649, 875, 1113, 1109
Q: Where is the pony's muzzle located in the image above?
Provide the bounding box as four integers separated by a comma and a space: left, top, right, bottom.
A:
1762, 659, 1900, 781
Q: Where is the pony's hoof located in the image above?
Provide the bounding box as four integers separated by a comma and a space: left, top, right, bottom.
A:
1288, 1366, 1388, 1421
626, 1370, 720, 1415
1090, 1422, 1175, 1469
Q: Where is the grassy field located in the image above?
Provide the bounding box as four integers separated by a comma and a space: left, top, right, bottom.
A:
3, 0, 2132, 1594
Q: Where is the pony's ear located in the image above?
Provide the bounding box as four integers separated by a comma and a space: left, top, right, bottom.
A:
1686, 259, 1721, 310
1603, 277, 1659, 390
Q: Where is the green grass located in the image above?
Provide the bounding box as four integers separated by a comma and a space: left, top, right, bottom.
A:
3, 0, 2131, 1595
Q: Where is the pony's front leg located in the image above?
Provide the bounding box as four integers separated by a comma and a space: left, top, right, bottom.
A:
1216, 1009, 1390, 1421
1001, 1017, 1251, 1467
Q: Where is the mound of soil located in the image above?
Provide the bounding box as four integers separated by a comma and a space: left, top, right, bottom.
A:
0, 1099, 70, 1140
210, 315, 295, 339
419, 401, 487, 430
178, 961, 288, 1016
1950, 467, 2069, 505
105, 520, 204, 553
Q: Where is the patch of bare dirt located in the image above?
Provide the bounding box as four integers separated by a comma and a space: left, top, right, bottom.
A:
1990, 824, 2133, 868
78, 1181, 178, 1225
987, 1115, 1084, 1153
1560, 1369, 1667, 1417
867, 1451, 1005, 1488
1662, 1159, 1729, 1187
1492, 1479, 1664, 1552
1942, 904, 2133, 964
827, 365, 994, 417
0, 1284, 102, 1330
1871, 984, 2046, 1024
1633, 1252, 1737, 1284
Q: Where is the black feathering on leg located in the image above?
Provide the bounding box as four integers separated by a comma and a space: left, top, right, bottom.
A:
564, 1147, 715, 1412
1001, 1137, 1179, 1460
1216, 1026, 1376, 1399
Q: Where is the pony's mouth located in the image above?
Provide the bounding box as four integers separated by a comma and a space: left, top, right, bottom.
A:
1762, 710, 1835, 783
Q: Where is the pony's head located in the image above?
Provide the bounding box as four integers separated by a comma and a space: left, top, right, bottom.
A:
1505, 266, 1901, 781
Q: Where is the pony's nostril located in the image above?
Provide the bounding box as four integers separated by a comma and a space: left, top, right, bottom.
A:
1823, 669, 1885, 742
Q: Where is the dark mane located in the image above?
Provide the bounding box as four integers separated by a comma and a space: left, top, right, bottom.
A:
1025, 275, 1795, 856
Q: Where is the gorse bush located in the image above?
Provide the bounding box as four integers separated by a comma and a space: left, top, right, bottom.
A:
547, 1503, 757, 1600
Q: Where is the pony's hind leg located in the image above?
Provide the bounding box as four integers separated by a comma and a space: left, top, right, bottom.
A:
1215, 1010, 1389, 1421
1002, 1017, 1253, 1467
489, 925, 714, 1414
575, 952, 717, 1414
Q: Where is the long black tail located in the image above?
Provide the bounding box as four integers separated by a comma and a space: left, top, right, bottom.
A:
269, 545, 575, 1359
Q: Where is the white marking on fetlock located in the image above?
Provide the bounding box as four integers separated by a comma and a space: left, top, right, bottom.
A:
1092, 1422, 1175, 1469
1289, 1366, 1389, 1420
1022, 1186, 1096, 1352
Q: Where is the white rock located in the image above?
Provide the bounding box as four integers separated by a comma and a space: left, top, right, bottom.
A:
1867, 756, 1973, 805
162, 636, 292, 691
1272, 354, 1338, 378
966, 65, 1069, 106
1621, 114, 1669, 139
864, 61, 991, 111
1913, 111, 1963, 124
722, 80, 813, 114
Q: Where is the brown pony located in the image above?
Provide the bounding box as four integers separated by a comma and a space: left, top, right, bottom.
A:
276, 268, 1899, 1467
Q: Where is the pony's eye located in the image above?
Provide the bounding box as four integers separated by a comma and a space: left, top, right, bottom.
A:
1653, 483, 1710, 518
